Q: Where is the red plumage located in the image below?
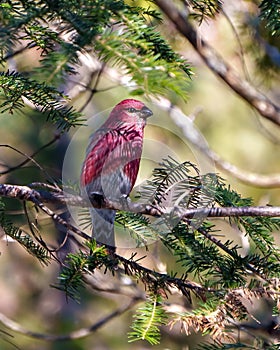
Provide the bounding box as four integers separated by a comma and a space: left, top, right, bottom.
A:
80, 99, 152, 247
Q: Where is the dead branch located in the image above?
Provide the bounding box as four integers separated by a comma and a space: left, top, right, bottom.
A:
154, 0, 280, 126
152, 96, 280, 188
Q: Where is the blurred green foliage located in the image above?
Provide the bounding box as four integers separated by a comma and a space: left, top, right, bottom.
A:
0, 0, 279, 349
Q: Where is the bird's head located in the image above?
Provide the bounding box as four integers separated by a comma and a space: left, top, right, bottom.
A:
106, 99, 153, 126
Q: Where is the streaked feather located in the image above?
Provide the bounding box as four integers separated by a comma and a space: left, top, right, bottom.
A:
80, 99, 152, 247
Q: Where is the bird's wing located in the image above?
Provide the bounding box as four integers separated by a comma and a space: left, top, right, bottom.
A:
81, 128, 141, 183
81, 128, 112, 187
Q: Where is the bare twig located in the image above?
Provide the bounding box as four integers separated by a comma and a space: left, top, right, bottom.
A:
152, 96, 280, 188
78, 62, 106, 113
220, 9, 251, 83
154, 0, 280, 126
202, 149, 280, 188
0, 299, 139, 341
3, 43, 37, 61
0, 144, 57, 186
0, 135, 60, 175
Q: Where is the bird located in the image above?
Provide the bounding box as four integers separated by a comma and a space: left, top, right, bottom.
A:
80, 99, 153, 248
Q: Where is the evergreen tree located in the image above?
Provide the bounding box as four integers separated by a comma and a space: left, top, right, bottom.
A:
0, 1, 279, 349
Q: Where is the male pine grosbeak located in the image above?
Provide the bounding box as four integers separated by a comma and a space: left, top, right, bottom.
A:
80, 99, 153, 247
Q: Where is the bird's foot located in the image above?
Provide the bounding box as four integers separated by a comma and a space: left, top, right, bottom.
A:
119, 194, 131, 210
89, 192, 105, 208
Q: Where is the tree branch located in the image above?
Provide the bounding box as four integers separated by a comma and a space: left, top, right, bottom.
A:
0, 183, 208, 296
154, 0, 280, 126
0, 183, 278, 284
0, 183, 280, 218
2, 183, 278, 292
0, 135, 61, 175
0, 299, 138, 341
152, 96, 280, 188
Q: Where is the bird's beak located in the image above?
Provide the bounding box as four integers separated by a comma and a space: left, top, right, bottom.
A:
140, 106, 153, 119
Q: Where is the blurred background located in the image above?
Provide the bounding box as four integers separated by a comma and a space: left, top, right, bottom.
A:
0, 0, 279, 349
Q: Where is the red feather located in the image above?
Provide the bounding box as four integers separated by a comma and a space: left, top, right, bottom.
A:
80, 99, 152, 246
81, 99, 151, 193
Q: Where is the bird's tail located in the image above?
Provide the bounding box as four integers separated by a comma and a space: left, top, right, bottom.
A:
89, 208, 116, 248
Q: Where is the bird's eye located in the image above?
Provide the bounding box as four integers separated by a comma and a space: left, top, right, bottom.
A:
127, 107, 137, 113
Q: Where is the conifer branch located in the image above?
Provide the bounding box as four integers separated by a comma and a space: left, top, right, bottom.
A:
0, 71, 83, 131
1, 182, 279, 285
259, 0, 280, 36
1, 2, 279, 347
0, 183, 212, 297
128, 294, 168, 345
0, 184, 280, 219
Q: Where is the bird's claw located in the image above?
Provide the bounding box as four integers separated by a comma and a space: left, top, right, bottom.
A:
120, 194, 131, 210
90, 192, 105, 208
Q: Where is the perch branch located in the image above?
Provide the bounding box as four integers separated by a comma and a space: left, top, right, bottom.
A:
0, 184, 280, 218
0, 183, 215, 296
